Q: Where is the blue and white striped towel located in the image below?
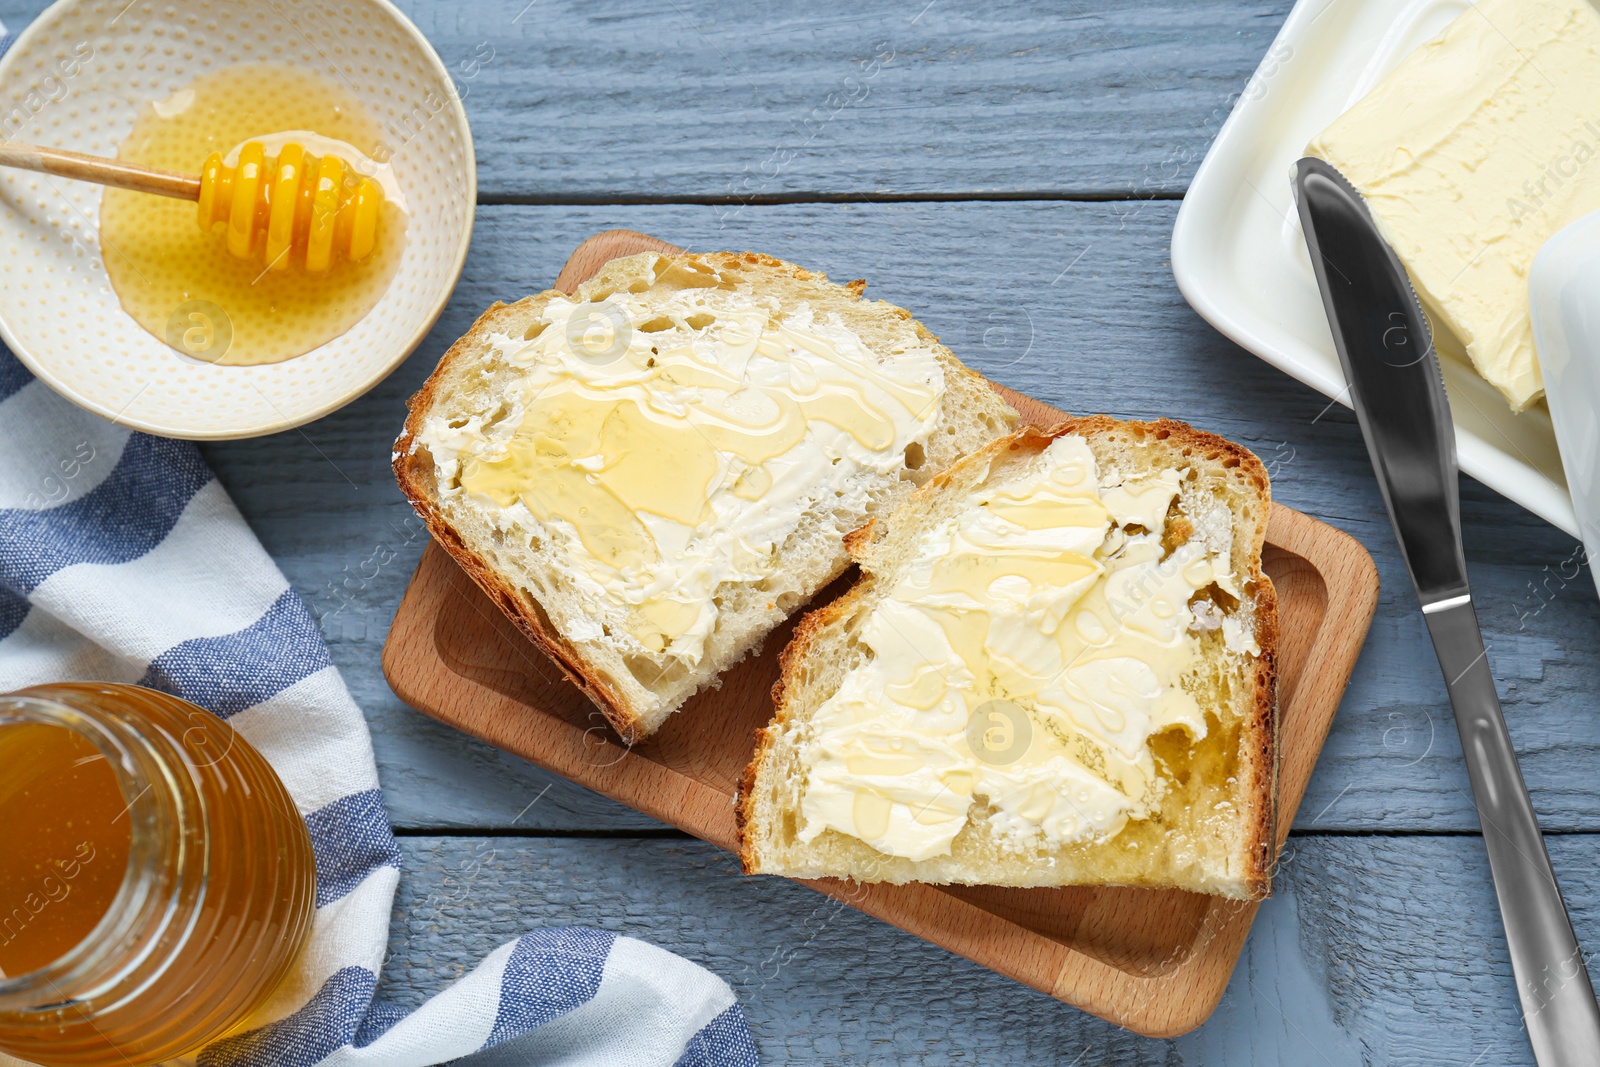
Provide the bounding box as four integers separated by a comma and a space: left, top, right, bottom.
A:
0, 345, 761, 1066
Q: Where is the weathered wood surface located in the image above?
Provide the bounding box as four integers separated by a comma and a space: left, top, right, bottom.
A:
378, 833, 1593, 1066
0, 0, 1289, 200
199, 201, 1600, 833
9, 0, 1600, 1058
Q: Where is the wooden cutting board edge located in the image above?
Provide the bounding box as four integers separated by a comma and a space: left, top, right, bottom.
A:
381, 229, 1381, 1037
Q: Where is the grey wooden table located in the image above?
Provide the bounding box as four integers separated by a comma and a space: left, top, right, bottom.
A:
10, 0, 1596, 1061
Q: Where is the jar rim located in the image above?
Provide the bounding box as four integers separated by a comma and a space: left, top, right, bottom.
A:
0, 694, 174, 1008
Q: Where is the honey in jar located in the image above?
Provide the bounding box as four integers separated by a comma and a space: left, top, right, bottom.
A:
100, 61, 407, 365
0, 683, 315, 1066
0, 722, 131, 980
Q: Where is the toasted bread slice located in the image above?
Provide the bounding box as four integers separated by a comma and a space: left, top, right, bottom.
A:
394, 251, 1018, 742
737, 418, 1278, 899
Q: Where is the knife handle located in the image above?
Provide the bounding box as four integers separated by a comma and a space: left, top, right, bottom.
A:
1426, 599, 1600, 1066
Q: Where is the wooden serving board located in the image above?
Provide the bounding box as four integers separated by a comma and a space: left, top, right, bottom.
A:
382, 230, 1381, 1038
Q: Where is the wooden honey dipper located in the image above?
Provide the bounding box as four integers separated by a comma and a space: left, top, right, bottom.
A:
0, 139, 384, 273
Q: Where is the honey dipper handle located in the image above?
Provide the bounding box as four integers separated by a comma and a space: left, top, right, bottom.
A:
0, 140, 200, 200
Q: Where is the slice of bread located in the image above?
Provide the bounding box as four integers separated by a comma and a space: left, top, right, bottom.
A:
737, 417, 1279, 900
394, 251, 1018, 742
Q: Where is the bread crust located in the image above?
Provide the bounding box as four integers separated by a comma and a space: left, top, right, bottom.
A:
393, 300, 649, 740
736, 417, 1280, 899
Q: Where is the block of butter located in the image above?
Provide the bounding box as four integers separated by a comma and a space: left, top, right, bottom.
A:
1306, 0, 1600, 412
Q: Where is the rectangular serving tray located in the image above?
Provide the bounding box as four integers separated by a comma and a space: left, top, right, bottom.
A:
382, 230, 1381, 1037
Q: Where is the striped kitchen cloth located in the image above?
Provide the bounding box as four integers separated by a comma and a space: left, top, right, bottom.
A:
0, 350, 761, 1066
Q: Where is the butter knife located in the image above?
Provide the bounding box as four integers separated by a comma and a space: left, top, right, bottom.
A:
1294, 156, 1600, 1066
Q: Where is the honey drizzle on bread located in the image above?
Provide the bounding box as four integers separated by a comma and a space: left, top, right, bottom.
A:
393, 251, 1018, 741
737, 418, 1279, 900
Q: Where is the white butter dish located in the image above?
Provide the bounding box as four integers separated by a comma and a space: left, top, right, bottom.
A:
1530, 211, 1600, 588
1172, 0, 1575, 535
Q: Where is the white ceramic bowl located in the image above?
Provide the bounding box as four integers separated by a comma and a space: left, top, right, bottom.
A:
0, 0, 475, 439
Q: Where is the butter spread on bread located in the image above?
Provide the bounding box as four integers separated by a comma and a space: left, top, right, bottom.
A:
425, 299, 943, 665
798, 434, 1246, 861
394, 251, 1018, 741
738, 418, 1278, 900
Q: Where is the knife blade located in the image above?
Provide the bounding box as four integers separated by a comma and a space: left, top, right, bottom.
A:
1295, 156, 1600, 1067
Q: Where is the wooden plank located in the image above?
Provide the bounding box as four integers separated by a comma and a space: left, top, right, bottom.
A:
379, 228, 1379, 1033
377, 831, 1595, 1066
0, 0, 1292, 199
198, 201, 1600, 832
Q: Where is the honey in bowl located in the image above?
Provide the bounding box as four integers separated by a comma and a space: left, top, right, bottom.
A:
100, 61, 407, 366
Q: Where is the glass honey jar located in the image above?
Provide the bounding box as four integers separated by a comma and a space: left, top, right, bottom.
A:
0, 683, 315, 1066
